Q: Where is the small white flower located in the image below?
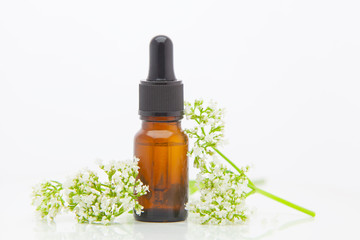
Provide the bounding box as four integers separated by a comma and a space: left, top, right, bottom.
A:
128, 176, 136, 185
192, 146, 203, 157
184, 102, 192, 116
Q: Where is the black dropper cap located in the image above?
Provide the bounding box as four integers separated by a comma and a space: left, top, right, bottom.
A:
139, 35, 184, 118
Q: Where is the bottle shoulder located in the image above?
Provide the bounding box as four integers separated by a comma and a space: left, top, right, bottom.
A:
134, 127, 188, 144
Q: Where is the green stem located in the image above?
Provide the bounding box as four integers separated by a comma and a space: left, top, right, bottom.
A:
50, 180, 62, 186
248, 184, 315, 217
212, 147, 315, 217
212, 147, 254, 185
245, 189, 256, 197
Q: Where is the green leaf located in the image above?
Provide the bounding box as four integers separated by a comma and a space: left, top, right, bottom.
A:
189, 180, 199, 195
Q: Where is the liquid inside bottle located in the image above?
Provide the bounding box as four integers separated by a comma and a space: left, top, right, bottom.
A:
134, 117, 188, 222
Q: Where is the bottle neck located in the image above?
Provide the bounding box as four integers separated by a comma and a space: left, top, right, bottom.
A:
140, 116, 182, 122
140, 116, 182, 130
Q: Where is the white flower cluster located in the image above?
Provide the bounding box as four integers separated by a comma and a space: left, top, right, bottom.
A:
31, 180, 64, 221
185, 158, 249, 224
31, 157, 149, 224
185, 99, 226, 168
184, 99, 250, 224
65, 158, 149, 224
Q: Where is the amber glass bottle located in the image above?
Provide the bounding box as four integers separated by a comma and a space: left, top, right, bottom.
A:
134, 116, 188, 222
134, 36, 188, 222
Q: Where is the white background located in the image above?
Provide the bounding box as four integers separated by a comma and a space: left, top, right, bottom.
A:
0, 0, 359, 239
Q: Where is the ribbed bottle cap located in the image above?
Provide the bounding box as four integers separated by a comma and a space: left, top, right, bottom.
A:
139, 35, 184, 118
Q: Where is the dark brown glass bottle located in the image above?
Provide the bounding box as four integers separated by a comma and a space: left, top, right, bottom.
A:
134, 35, 188, 222
134, 116, 188, 222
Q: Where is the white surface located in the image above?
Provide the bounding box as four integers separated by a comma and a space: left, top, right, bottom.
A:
1, 178, 359, 240
1, 0, 360, 239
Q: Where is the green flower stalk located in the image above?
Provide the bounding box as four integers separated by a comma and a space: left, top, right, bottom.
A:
184, 99, 315, 224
